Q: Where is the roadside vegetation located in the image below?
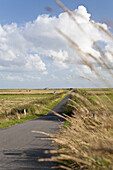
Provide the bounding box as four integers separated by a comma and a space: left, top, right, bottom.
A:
0, 89, 69, 129
50, 1, 113, 169
54, 88, 113, 169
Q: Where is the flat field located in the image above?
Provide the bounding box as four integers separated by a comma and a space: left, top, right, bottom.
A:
0, 89, 69, 125
0, 89, 68, 94
85, 88, 113, 95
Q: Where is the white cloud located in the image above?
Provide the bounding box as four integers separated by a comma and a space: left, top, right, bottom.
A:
25, 54, 46, 71
7, 75, 24, 82
0, 5, 112, 88
47, 49, 69, 68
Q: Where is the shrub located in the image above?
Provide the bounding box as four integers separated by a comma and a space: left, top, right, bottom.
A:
27, 105, 37, 115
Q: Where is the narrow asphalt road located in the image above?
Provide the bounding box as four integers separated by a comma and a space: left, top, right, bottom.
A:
0, 94, 71, 170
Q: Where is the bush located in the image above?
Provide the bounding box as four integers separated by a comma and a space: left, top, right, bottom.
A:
27, 105, 37, 115
11, 108, 16, 115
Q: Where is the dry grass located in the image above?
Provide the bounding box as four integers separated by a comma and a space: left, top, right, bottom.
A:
50, 1, 113, 169
0, 89, 68, 95
53, 89, 113, 169
0, 94, 50, 117
56, 0, 113, 87
0, 89, 68, 123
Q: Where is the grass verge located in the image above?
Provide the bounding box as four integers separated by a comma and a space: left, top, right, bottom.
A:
0, 115, 38, 129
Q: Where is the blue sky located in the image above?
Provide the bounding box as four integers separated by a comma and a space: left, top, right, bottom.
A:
0, 0, 113, 25
0, 0, 113, 89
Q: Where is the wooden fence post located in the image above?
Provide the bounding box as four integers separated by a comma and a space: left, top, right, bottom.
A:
24, 109, 27, 116
5, 110, 8, 117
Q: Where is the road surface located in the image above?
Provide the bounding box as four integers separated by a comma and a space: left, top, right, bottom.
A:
0, 94, 71, 170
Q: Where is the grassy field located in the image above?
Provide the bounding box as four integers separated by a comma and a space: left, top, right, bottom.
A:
0, 89, 68, 94
85, 88, 113, 95
0, 89, 70, 129
54, 88, 113, 170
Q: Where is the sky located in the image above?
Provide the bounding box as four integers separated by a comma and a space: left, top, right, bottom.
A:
0, 0, 113, 89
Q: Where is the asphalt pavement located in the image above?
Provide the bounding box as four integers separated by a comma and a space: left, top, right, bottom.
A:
0, 94, 71, 170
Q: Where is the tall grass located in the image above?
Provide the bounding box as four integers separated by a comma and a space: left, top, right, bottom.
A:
56, 0, 113, 87
53, 89, 113, 169
52, 1, 113, 169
